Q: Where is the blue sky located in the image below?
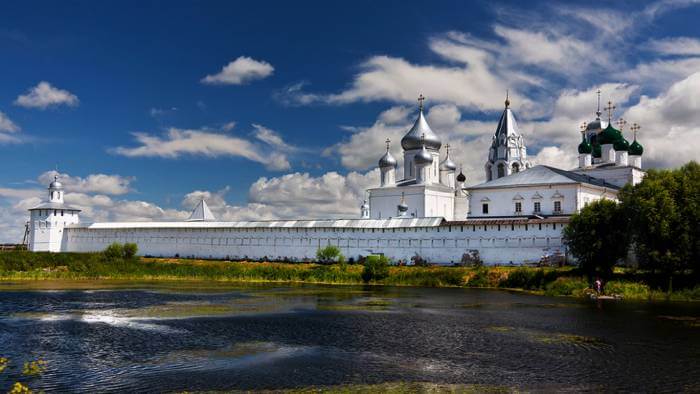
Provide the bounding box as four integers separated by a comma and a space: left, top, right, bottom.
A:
1, 0, 699, 242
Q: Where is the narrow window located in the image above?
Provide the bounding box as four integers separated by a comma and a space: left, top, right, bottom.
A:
554, 201, 562, 213
482, 203, 489, 214
539, 223, 542, 230
534, 202, 541, 213
515, 202, 522, 213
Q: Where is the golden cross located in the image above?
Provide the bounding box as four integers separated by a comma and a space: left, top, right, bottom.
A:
385, 138, 391, 151
630, 123, 641, 139
418, 94, 425, 111
616, 117, 627, 131
604, 101, 616, 122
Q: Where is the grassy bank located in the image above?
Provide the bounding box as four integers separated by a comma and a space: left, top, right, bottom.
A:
0, 251, 698, 301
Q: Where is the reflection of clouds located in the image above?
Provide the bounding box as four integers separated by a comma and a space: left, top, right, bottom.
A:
14, 310, 184, 334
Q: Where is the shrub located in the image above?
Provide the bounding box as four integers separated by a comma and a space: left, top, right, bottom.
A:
103, 243, 124, 261
605, 281, 650, 299
362, 255, 389, 283
466, 268, 491, 287
316, 245, 344, 264
544, 277, 588, 296
123, 243, 138, 259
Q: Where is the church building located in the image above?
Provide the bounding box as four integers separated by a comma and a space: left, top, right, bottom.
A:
27, 91, 646, 265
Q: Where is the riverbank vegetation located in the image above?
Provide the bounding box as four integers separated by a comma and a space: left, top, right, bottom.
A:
1, 248, 698, 301
564, 161, 699, 296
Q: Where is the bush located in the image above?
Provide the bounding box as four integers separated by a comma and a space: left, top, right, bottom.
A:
123, 243, 138, 259
103, 243, 124, 261
362, 255, 389, 283
316, 245, 344, 264
103, 243, 139, 261
544, 277, 588, 296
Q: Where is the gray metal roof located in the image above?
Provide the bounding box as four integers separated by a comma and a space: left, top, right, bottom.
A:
469, 165, 620, 190
69, 217, 445, 230
29, 202, 81, 211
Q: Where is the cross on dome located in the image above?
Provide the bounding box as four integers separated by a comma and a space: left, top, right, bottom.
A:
630, 123, 641, 139
417, 94, 425, 111
604, 101, 616, 123
596, 89, 602, 117
505, 90, 510, 108
616, 118, 627, 131
385, 138, 391, 151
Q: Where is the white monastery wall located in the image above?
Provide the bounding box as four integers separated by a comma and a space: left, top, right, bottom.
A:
64, 219, 568, 265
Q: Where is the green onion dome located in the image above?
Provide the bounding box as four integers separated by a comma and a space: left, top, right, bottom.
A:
592, 143, 602, 158
629, 139, 644, 155
598, 124, 620, 145
613, 135, 630, 151
578, 135, 592, 154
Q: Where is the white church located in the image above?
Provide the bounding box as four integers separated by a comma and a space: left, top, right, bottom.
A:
27, 92, 646, 265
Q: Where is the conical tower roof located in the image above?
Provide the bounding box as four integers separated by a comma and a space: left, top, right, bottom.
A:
187, 199, 216, 222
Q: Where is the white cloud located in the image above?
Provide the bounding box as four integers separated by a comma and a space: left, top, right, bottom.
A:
38, 171, 133, 195
112, 126, 292, 171
622, 71, 700, 168
201, 56, 274, 85
14, 81, 79, 109
647, 37, 700, 56
0, 111, 19, 133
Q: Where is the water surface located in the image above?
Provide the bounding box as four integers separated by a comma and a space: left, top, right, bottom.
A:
0, 281, 698, 392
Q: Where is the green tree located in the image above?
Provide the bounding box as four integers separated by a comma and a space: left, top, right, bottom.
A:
123, 243, 138, 259
316, 245, 344, 264
619, 161, 700, 288
563, 199, 630, 281
103, 243, 124, 261
361, 255, 390, 283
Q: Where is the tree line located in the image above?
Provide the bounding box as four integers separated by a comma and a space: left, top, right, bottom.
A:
564, 161, 699, 289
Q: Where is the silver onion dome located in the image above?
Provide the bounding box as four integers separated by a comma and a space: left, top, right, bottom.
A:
378, 150, 397, 168
49, 175, 63, 190
401, 108, 442, 151
414, 145, 433, 165
439, 145, 457, 171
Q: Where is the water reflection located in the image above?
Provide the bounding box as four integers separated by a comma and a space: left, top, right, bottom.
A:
0, 282, 698, 392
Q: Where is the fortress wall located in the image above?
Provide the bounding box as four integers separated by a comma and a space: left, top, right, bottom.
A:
64, 221, 566, 265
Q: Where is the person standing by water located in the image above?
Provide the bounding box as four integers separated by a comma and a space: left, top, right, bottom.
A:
594, 278, 603, 295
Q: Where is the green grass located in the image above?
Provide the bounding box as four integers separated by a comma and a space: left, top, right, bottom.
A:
0, 251, 697, 301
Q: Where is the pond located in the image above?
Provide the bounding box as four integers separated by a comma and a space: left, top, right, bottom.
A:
0, 281, 698, 392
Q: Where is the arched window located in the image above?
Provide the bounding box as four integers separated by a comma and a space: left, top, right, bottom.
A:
497, 163, 506, 178
512, 163, 520, 173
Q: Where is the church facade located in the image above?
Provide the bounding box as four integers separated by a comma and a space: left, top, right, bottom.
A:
27, 93, 646, 265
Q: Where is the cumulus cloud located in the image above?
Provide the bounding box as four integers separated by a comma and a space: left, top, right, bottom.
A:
14, 81, 79, 109
201, 56, 274, 85
622, 71, 700, 168
38, 171, 133, 195
112, 126, 292, 171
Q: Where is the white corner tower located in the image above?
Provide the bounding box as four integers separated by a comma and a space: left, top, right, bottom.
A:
28, 175, 81, 252
485, 92, 530, 181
